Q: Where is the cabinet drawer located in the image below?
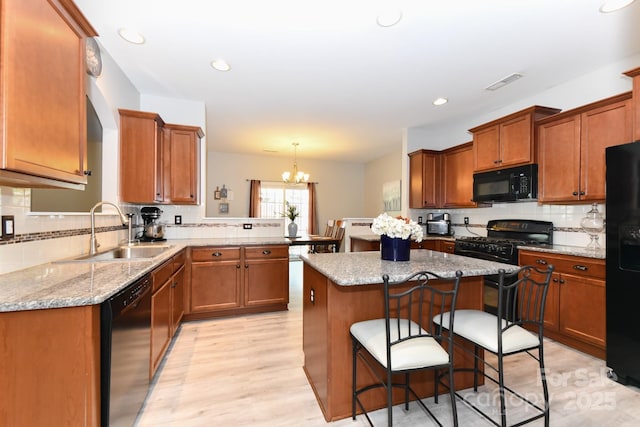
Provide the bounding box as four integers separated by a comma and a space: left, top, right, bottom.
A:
153, 259, 174, 293
191, 247, 241, 262
173, 249, 186, 272
519, 251, 605, 280
245, 245, 289, 260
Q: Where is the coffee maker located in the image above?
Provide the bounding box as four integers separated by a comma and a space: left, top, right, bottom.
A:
139, 207, 166, 242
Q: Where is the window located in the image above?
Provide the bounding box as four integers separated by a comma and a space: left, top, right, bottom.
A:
260, 182, 309, 235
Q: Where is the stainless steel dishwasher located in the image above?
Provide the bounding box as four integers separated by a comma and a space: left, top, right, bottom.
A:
101, 274, 152, 426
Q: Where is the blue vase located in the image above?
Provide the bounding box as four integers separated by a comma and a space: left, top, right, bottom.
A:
380, 235, 411, 261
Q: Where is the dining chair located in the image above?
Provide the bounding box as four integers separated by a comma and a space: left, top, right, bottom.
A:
350, 270, 463, 426
433, 265, 555, 427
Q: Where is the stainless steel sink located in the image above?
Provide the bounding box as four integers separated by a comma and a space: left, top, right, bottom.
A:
56, 244, 172, 263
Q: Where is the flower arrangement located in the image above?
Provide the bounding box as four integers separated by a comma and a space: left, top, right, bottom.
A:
282, 202, 300, 222
371, 213, 423, 242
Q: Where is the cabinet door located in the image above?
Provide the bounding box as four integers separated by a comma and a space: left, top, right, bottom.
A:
1, 0, 91, 185
518, 252, 560, 332
151, 280, 171, 376
441, 143, 475, 207
558, 274, 606, 348
500, 113, 533, 167
472, 125, 500, 171
580, 98, 633, 201
119, 110, 165, 203
244, 258, 289, 306
537, 115, 582, 202
190, 261, 242, 312
166, 125, 202, 204
170, 266, 185, 335
409, 150, 439, 208
440, 241, 455, 254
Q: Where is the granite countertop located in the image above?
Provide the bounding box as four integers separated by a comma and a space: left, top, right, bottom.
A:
0, 237, 292, 313
301, 250, 519, 286
517, 244, 605, 260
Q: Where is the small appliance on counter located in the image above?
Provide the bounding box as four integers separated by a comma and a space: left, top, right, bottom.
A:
139, 207, 166, 242
426, 213, 451, 236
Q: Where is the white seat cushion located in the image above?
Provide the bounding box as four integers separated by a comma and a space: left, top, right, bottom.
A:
350, 318, 450, 371
434, 310, 539, 354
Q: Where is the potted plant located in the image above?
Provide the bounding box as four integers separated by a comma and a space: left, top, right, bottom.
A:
283, 202, 300, 237
371, 213, 423, 261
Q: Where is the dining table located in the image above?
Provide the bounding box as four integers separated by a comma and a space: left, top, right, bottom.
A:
285, 235, 341, 253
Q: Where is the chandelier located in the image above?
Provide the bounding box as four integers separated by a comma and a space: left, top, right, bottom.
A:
282, 142, 309, 184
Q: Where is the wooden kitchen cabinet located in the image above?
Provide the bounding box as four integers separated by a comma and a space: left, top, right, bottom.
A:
519, 250, 605, 358
244, 245, 289, 306
164, 124, 203, 204
470, 106, 560, 172
409, 149, 440, 208
537, 93, 632, 203
408, 142, 474, 209
188, 245, 289, 319
119, 109, 166, 203
120, 110, 203, 204
624, 67, 640, 141
151, 250, 186, 377
0, 305, 100, 426
440, 240, 455, 254
441, 142, 475, 207
0, 0, 97, 189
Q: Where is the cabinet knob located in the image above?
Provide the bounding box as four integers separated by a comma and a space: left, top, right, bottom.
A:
536, 259, 548, 265
236, 264, 241, 268
559, 279, 565, 284
494, 160, 500, 164
212, 252, 223, 257
553, 278, 559, 283
262, 249, 272, 255
579, 191, 585, 196
572, 191, 579, 196
83, 170, 92, 176
573, 264, 588, 271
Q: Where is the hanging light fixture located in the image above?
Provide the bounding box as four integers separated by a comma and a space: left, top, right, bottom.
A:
282, 142, 309, 184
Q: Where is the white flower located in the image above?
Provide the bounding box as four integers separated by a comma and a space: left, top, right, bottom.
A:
371, 213, 423, 242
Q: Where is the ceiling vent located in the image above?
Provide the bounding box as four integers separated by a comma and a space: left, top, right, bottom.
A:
485, 73, 523, 91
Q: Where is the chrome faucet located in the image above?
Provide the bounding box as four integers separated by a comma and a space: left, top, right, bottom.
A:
90, 201, 130, 255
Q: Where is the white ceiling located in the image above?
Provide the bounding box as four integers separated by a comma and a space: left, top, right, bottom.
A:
75, 0, 640, 163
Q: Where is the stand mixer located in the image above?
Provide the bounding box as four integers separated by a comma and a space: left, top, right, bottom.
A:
139, 207, 166, 242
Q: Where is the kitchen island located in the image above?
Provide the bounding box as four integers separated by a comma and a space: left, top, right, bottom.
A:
300, 249, 519, 422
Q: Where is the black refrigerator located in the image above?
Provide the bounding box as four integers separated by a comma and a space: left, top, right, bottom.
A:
606, 140, 640, 385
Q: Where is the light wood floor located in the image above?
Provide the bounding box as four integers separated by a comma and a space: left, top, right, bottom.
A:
136, 260, 640, 426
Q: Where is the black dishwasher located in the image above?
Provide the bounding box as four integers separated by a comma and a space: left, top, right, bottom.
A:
101, 274, 152, 426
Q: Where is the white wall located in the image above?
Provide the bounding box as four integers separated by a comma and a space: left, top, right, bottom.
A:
205, 151, 366, 230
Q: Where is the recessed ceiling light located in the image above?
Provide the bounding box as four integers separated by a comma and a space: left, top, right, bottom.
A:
376, 8, 403, 27
211, 59, 231, 72
433, 97, 448, 106
599, 0, 636, 13
485, 72, 523, 91
118, 28, 145, 44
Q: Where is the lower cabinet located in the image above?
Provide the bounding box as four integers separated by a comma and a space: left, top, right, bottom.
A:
151, 249, 186, 377
519, 250, 605, 358
187, 244, 290, 319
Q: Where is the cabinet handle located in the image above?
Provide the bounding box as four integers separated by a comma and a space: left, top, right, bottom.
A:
494, 160, 500, 164
559, 279, 565, 284
212, 252, 223, 257
83, 170, 92, 176
573, 264, 588, 271
236, 264, 241, 268
535, 259, 548, 265
572, 191, 579, 196
553, 278, 559, 283
245, 265, 249, 269
171, 280, 177, 288
262, 249, 272, 255
579, 191, 585, 196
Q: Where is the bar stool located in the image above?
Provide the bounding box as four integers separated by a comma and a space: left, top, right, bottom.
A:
350, 270, 463, 426
434, 265, 554, 427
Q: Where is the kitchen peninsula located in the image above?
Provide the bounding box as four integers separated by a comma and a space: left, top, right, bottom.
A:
300, 249, 519, 421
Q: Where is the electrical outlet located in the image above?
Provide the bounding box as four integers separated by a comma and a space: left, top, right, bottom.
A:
174, 215, 182, 225
1, 215, 15, 240
464, 217, 470, 225
243, 223, 252, 230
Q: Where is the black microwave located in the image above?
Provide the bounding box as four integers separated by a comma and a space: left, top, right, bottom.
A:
472, 164, 538, 203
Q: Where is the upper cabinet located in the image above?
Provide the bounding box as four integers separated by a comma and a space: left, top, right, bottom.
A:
119, 109, 203, 205
409, 150, 440, 208
537, 92, 632, 203
470, 106, 561, 172
624, 67, 640, 141
408, 142, 475, 209
0, 0, 97, 189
